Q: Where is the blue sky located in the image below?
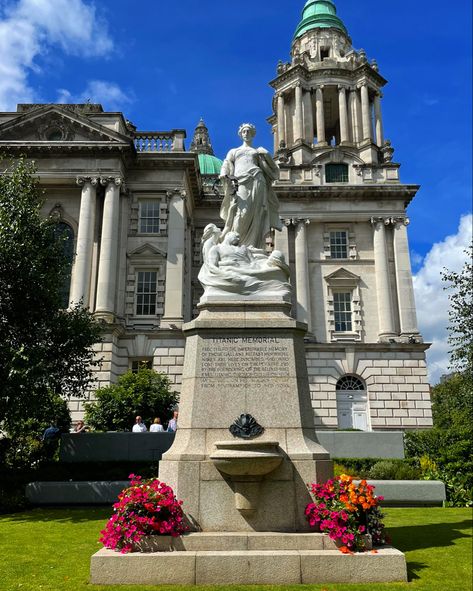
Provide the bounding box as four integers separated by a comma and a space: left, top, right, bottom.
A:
0, 0, 471, 381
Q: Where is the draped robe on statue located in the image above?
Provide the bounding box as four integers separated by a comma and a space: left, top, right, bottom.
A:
220, 146, 283, 250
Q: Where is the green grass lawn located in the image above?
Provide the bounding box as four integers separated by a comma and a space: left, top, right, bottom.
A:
0, 507, 471, 591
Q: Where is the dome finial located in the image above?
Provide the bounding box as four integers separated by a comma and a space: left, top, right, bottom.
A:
294, 0, 348, 39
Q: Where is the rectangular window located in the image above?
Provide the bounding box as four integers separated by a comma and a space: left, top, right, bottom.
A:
136, 271, 157, 315
334, 292, 352, 332
326, 163, 349, 183
130, 358, 152, 373
139, 201, 160, 233
330, 231, 348, 259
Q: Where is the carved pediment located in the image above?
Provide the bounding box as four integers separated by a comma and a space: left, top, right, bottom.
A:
324, 267, 360, 288
128, 243, 167, 258
0, 105, 131, 146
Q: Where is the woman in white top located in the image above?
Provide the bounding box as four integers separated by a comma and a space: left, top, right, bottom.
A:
150, 417, 164, 432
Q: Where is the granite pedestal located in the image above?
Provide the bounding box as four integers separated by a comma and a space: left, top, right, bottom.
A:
90, 298, 408, 584
158, 298, 333, 532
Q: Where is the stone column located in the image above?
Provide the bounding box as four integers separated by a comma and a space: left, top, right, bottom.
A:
272, 125, 278, 154
360, 83, 372, 142
70, 176, 98, 306
315, 86, 327, 145
277, 93, 286, 147
95, 177, 122, 321
295, 218, 312, 330
273, 219, 290, 262
350, 88, 362, 143
393, 218, 419, 336
338, 85, 349, 143
303, 88, 314, 144
371, 217, 395, 339
294, 83, 303, 142
161, 189, 187, 329
374, 92, 384, 147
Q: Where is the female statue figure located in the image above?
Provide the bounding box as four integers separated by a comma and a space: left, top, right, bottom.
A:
219, 123, 282, 250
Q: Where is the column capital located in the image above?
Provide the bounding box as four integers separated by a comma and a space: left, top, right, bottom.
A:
296, 218, 311, 226
166, 188, 187, 200
295, 81, 302, 89
100, 176, 124, 188
370, 216, 390, 227
357, 81, 368, 90
283, 218, 293, 227
374, 90, 383, 98
337, 84, 349, 92
315, 84, 325, 91
393, 216, 410, 227
76, 176, 99, 187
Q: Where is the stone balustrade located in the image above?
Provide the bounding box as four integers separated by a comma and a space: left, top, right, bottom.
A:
134, 130, 186, 152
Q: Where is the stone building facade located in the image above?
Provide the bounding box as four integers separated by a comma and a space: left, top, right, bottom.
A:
0, 0, 432, 430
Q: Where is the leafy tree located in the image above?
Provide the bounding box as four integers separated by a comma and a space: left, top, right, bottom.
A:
404, 248, 473, 506
443, 244, 473, 373
84, 368, 178, 431
431, 373, 472, 430
0, 158, 102, 440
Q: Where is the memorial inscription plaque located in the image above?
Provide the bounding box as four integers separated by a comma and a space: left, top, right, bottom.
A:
200, 336, 291, 393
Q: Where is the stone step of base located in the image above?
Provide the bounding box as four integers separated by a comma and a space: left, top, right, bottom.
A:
135, 531, 336, 552
90, 546, 408, 585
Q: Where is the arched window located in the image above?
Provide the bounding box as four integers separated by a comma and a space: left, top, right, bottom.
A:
54, 222, 74, 308
336, 375, 369, 431
336, 375, 365, 391
326, 163, 349, 183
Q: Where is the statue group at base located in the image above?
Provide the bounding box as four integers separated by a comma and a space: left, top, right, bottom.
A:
199, 123, 290, 300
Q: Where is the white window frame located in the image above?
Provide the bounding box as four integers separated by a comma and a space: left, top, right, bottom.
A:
325, 268, 362, 341
125, 245, 166, 327
129, 194, 168, 236
138, 200, 161, 234
323, 224, 357, 260
135, 270, 158, 316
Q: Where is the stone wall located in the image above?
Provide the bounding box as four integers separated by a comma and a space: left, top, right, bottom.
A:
307, 346, 432, 430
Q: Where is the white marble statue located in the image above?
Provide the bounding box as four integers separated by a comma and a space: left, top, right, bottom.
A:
219, 123, 283, 250
198, 229, 290, 299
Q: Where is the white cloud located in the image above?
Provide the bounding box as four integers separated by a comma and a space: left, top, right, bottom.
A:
0, 0, 113, 110
413, 213, 472, 384
410, 250, 424, 269
57, 80, 133, 111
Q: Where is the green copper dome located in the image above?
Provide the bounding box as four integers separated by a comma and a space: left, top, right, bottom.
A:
198, 153, 222, 175
294, 0, 348, 39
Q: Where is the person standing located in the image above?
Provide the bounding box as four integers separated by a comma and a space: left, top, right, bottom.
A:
150, 418, 164, 432
132, 416, 147, 432
167, 411, 178, 432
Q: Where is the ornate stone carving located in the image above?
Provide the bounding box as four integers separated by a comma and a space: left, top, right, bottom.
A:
76, 176, 99, 187
166, 188, 187, 200
49, 203, 63, 222
381, 140, 395, 163
100, 177, 123, 187
37, 118, 75, 142
229, 414, 264, 439
198, 228, 291, 299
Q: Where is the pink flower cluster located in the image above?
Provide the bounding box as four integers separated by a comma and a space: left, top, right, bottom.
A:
305, 475, 387, 552
100, 474, 188, 553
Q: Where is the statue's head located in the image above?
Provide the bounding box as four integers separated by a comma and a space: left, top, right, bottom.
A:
202, 223, 221, 242
225, 231, 240, 245
238, 123, 256, 140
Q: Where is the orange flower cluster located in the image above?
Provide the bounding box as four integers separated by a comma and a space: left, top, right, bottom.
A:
338, 474, 380, 512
